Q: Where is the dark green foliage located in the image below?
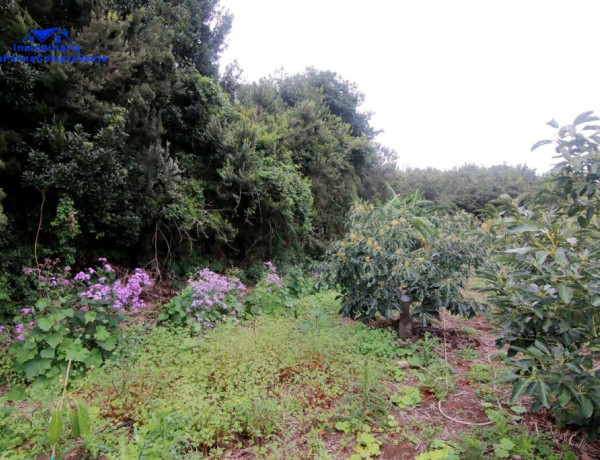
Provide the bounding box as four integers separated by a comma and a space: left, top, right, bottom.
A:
479, 112, 600, 438
329, 193, 484, 336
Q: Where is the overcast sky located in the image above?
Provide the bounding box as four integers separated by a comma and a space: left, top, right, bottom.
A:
218, 0, 600, 173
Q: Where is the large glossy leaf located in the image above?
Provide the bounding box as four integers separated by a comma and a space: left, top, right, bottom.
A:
557, 284, 573, 304
49, 408, 63, 444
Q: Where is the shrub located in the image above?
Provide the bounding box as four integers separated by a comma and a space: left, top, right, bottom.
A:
160, 268, 246, 330
243, 262, 298, 317
329, 193, 484, 337
479, 112, 600, 438
6, 258, 153, 381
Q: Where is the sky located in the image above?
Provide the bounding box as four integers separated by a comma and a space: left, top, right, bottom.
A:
218, 0, 600, 174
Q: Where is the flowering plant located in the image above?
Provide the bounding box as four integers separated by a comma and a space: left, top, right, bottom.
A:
160, 268, 246, 330
243, 262, 296, 317
7, 258, 153, 381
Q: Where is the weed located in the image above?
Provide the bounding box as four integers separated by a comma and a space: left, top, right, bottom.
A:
466, 363, 492, 383
390, 386, 422, 408
456, 347, 479, 360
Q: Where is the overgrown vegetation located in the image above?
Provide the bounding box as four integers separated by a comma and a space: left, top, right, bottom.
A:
1, 0, 599, 458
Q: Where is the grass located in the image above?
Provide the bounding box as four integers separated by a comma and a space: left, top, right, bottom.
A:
1, 291, 403, 458
0, 290, 578, 459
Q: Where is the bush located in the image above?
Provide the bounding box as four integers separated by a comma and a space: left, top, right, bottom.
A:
328, 194, 484, 337
160, 268, 246, 330
5, 258, 153, 381
479, 112, 600, 438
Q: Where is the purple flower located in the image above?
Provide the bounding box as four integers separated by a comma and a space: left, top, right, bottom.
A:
20, 308, 35, 315
104, 264, 114, 273
64, 266, 72, 272
264, 262, 282, 287
184, 269, 246, 327
98, 257, 107, 263
28, 321, 35, 328
0, 326, 5, 333
74, 271, 90, 281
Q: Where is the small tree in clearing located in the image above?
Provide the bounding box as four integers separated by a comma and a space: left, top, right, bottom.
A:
328, 193, 484, 338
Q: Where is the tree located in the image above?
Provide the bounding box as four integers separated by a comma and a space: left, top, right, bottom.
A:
329, 192, 484, 338
479, 112, 600, 438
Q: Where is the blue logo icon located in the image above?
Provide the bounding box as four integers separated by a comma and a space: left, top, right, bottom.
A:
22, 28, 73, 44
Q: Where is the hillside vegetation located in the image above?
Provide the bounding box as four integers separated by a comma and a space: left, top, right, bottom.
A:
1, 1, 599, 459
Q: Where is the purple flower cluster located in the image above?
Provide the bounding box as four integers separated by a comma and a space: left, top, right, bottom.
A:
264, 261, 282, 288
79, 267, 153, 313
4, 322, 35, 341
2, 258, 154, 346
189, 269, 246, 311
183, 269, 246, 326
23, 262, 74, 290
112, 269, 153, 313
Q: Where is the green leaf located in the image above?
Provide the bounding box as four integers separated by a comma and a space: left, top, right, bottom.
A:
13, 346, 37, 364
537, 380, 550, 408
510, 405, 527, 414
506, 246, 533, 255
84, 348, 103, 368
67, 405, 80, 438
84, 312, 97, 324
49, 408, 63, 444
93, 325, 111, 341
37, 317, 55, 332
510, 379, 531, 403
74, 397, 91, 435
493, 437, 515, 458
65, 344, 90, 362
558, 385, 571, 406
97, 337, 116, 351
40, 348, 55, 359
23, 358, 52, 380
2, 385, 27, 401
534, 340, 549, 354
573, 111, 599, 126
580, 396, 593, 419
557, 284, 573, 304
531, 139, 552, 151
45, 333, 63, 349
35, 297, 51, 310
507, 223, 539, 233
535, 251, 549, 265
493, 373, 520, 384
181, 337, 198, 349
335, 421, 352, 433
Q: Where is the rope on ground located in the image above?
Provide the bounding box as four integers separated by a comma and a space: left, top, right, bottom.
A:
437, 400, 494, 426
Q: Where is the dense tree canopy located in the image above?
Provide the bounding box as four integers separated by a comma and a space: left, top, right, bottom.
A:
0, 0, 542, 308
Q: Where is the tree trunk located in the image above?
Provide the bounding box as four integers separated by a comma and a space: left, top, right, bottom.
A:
397, 296, 413, 339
